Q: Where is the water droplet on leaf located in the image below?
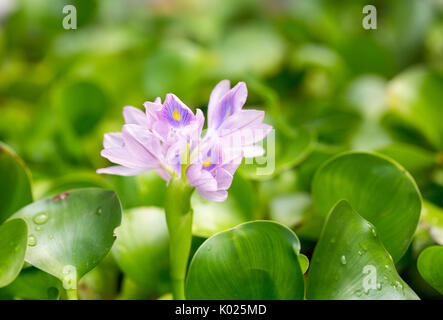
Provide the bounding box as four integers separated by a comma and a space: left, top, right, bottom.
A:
33, 213, 48, 225
28, 234, 37, 246
340, 255, 347, 265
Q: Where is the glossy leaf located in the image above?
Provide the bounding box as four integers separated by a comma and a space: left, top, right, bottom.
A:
421, 201, 443, 245
0, 267, 64, 300
387, 67, 443, 149
307, 201, 419, 300
185, 221, 305, 300
0, 142, 33, 223
9, 188, 122, 284
0, 219, 28, 287
112, 207, 170, 295
312, 152, 421, 262
417, 245, 443, 294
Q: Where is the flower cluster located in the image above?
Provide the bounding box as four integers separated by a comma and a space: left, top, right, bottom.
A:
97, 80, 272, 201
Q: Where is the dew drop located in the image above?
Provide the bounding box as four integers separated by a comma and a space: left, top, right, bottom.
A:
384, 264, 389, 269
95, 207, 103, 216
33, 213, 48, 225
35, 226, 42, 231
370, 227, 377, 237
377, 283, 382, 291
340, 255, 347, 265
358, 250, 363, 256
28, 234, 37, 246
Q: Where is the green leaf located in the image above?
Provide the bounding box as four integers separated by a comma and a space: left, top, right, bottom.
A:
0, 219, 28, 288
9, 188, 122, 285
0, 267, 64, 300
112, 207, 170, 295
417, 245, 443, 295
377, 142, 437, 174
0, 142, 33, 224
312, 152, 421, 262
78, 254, 120, 300
307, 201, 419, 300
387, 67, 443, 149
421, 201, 443, 245
185, 221, 305, 300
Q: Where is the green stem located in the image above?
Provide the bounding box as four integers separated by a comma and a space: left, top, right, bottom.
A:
164, 177, 194, 300
66, 288, 78, 300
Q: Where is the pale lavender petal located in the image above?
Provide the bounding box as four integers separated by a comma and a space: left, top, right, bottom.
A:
97, 166, 147, 176
221, 123, 272, 148
208, 80, 230, 127
186, 164, 218, 191
218, 110, 264, 134
223, 159, 241, 175
103, 132, 124, 148
122, 125, 159, 164
197, 189, 228, 202
213, 167, 233, 190
209, 82, 247, 130
100, 148, 150, 168
143, 99, 163, 124
123, 106, 150, 127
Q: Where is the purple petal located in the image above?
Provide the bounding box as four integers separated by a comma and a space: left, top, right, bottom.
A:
208, 80, 231, 125
161, 93, 195, 128
97, 166, 147, 176
208, 82, 247, 130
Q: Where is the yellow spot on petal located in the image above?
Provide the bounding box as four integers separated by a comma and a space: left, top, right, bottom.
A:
203, 158, 212, 167
172, 109, 181, 121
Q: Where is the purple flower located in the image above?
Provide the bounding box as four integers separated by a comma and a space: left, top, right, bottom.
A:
97, 80, 272, 201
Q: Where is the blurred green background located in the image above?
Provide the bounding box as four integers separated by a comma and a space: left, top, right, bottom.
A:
1, 0, 443, 299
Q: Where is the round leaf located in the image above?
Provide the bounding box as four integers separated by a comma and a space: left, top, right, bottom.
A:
185, 221, 305, 300
307, 200, 419, 300
0, 219, 28, 287
0, 267, 64, 300
112, 207, 170, 295
417, 245, 443, 295
9, 188, 122, 283
0, 142, 33, 223
312, 152, 421, 262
